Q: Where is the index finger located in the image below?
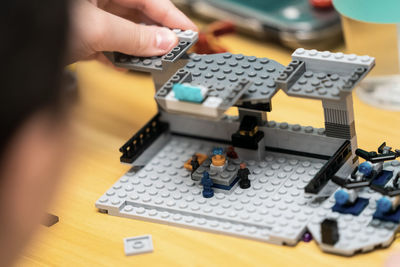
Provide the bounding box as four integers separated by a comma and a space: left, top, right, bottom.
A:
113, 0, 198, 31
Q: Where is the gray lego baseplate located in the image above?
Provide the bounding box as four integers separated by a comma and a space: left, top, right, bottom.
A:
276, 48, 375, 101
97, 135, 331, 246
97, 135, 400, 256
124, 234, 153, 256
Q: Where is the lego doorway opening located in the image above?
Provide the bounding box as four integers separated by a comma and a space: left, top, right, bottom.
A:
267, 90, 324, 129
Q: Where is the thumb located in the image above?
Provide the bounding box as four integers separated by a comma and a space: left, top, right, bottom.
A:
93, 8, 178, 56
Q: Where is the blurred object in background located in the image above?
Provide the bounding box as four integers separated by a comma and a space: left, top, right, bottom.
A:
173, 0, 342, 50
309, 0, 333, 9
333, 0, 400, 111
357, 76, 400, 111
194, 20, 235, 54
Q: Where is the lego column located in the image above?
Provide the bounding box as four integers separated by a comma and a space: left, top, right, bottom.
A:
322, 95, 358, 154
238, 108, 268, 126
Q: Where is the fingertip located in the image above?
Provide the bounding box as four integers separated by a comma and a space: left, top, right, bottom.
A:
155, 27, 179, 52
180, 16, 199, 32
385, 252, 400, 267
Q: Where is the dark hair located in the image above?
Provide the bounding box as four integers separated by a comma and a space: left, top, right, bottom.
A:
0, 0, 70, 159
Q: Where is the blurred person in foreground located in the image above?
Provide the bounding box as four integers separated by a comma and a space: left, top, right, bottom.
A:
0, 0, 196, 266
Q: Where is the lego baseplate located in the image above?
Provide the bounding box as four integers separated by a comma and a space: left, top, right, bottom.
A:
96, 136, 400, 256
97, 135, 328, 246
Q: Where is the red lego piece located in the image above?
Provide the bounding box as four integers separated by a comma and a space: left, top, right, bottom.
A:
309, 0, 333, 8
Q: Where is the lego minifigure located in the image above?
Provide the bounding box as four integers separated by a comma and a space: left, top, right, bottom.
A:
190, 154, 200, 173
237, 162, 250, 189
201, 171, 214, 198
226, 146, 238, 159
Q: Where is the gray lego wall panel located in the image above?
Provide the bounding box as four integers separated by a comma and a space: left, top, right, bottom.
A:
160, 112, 239, 142
161, 113, 344, 157
262, 121, 345, 157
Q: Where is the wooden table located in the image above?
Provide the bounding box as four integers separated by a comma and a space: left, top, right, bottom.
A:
18, 30, 400, 267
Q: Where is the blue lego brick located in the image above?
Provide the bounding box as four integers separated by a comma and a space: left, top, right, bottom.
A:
332, 197, 369, 216
212, 177, 239, 190
172, 83, 204, 103
373, 206, 400, 223
371, 170, 393, 187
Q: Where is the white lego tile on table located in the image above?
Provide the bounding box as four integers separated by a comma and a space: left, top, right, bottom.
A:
124, 235, 153, 256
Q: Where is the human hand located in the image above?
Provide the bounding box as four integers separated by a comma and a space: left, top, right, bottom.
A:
386, 252, 400, 267
69, 0, 198, 64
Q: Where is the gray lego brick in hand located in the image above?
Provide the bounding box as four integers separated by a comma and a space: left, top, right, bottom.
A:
113, 53, 163, 71
184, 53, 285, 104
105, 29, 198, 72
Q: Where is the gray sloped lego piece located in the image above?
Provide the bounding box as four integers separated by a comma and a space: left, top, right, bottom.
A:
96, 136, 329, 247
307, 160, 400, 256
275, 60, 306, 91
160, 41, 196, 64
184, 53, 285, 104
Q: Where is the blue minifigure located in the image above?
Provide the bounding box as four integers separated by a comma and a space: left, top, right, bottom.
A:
212, 147, 223, 156
201, 171, 214, 198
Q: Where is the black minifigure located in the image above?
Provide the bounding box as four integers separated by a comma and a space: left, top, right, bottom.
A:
190, 154, 200, 173
237, 162, 250, 189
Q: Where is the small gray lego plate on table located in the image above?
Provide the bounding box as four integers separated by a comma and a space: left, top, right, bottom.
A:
276, 48, 375, 101
124, 235, 153, 256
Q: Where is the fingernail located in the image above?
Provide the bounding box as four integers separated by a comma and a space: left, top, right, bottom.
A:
155, 28, 177, 51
